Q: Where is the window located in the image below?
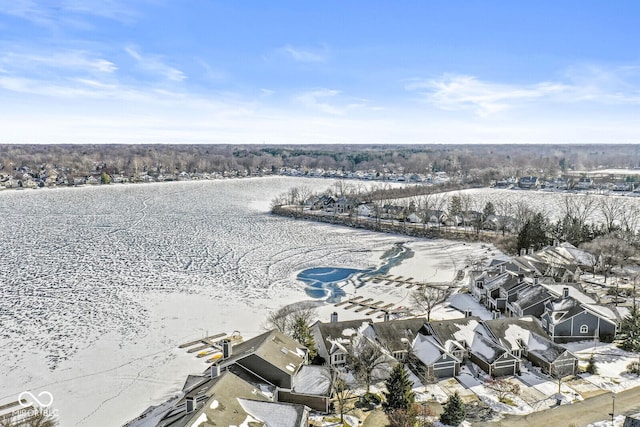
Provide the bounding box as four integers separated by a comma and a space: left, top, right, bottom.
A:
392, 351, 406, 361
542, 318, 547, 328
580, 324, 589, 334
333, 353, 346, 364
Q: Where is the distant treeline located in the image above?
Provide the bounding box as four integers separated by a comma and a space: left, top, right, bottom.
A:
2, 143, 640, 180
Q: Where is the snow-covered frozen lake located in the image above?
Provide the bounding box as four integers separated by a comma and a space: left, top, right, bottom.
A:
0, 177, 492, 426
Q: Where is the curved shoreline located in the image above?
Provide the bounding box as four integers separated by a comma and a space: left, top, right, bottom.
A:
271, 205, 503, 245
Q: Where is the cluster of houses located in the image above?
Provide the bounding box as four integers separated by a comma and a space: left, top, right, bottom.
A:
127, 242, 626, 426
0, 167, 254, 190
279, 167, 453, 184
311, 242, 621, 387
495, 175, 638, 193
469, 242, 620, 343
306, 194, 516, 232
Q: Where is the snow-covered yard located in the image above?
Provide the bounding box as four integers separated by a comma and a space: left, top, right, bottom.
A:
565, 341, 640, 393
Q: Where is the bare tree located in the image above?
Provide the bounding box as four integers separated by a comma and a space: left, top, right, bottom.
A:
0, 408, 58, 427
581, 234, 636, 283
486, 378, 520, 403
266, 305, 316, 333
619, 205, 640, 239
599, 197, 625, 233
411, 283, 452, 322
295, 186, 314, 212
347, 336, 392, 392
325, 367, 354, 424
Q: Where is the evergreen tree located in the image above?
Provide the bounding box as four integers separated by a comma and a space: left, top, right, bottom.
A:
619, 302, 640, 352
517, 212, 548, 252
440, 392, 466, 426
383, 364, 415, 412
448, 195, 462, 217
291, 315, 318, 359
482, 201, 496, 220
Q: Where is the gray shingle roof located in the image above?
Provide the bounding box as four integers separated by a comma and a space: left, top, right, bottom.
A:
369, 317, 427, 352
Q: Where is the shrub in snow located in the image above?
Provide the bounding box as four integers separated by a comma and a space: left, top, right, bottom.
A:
627, 360, 640, 375
386, 405, 429, 427
485, 378, 520, 404
586, 354, 598, 375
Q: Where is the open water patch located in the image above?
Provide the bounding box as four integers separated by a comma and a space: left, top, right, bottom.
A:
297, 242, 414, 303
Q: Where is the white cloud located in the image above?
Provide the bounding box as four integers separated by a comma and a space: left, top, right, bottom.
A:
0, 0, 138, 26
407, 74, 567, 116
0, 50, 117, 75
294, 89, 345, 115
125, 46, 186, 82
280, 45, 328, 63
408, 66, 640, 117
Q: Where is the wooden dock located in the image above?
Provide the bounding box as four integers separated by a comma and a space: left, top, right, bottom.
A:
179, 332, 226, 349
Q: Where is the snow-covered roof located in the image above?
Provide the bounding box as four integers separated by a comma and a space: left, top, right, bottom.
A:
238, 398, 308, 427
542, 283, 597, 304
470, 333, 502, 362
292, 365, 331, 396
412, 333, 447, 365
583, 303, 619, 322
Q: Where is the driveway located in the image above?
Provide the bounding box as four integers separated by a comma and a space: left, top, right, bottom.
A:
472, 386, 640, 426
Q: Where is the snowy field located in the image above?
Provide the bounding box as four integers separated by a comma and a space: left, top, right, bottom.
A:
0, 177, 489, 427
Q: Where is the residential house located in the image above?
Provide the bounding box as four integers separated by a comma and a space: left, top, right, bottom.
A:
507, 283, 554, 318
406, 212, 422, 224
334, 196, 358, 214
361, 317, 427, 362
482, 215, 516, 233
496, 274, 531, 313
312, 194, 336, 211
576, 177, 594, 190
424, 317, 519, 377
311, 318, 372, 366
518, 176, 539, 189
425, 210, 446, 226
278, 365, 331, 413
442, 213, 463, 227
410, 332, 461, 381
153, 370, 309, 427
540, 288, 618, 343
483, 317, 578, 376
356, 203, 373, 217
216, 329, 308, 389
461, 210, 483, 227
381, 204, 406, 221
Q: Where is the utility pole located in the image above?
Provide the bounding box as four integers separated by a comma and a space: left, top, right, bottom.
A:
608, 393, 616, 426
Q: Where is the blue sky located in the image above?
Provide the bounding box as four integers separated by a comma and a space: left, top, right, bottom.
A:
1, 1, 639, 144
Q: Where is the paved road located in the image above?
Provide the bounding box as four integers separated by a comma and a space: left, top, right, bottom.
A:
473, 386, 640, 427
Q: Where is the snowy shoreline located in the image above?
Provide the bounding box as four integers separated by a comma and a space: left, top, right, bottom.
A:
0, 177, 493, 426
